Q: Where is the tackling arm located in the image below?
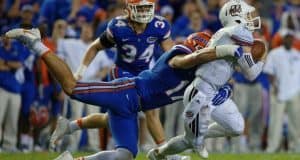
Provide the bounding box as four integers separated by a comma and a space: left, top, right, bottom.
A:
160, 38, 175, 52
74, 31, 114, 79
169, 45, 241, 69
4, 60, 22, 69
0, 58, 22, 70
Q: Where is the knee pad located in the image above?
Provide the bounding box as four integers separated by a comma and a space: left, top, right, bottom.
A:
115, 148, 134, 160
229, 113, 245, 136
233, 114, 245, 135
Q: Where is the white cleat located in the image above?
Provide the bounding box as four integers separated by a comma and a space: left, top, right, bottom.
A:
5, 28, 41, 49
147, 148, 166, 160
166, 155, 191, 160
54, 151, 74, 160
195, 145, 208, 159
50, 116, 71, 150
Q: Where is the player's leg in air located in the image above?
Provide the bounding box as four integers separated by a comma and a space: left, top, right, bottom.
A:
50, 68, 166, 151
5, 28, 140, 160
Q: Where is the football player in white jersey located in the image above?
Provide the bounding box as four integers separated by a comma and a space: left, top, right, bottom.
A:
147, 0, 265, 159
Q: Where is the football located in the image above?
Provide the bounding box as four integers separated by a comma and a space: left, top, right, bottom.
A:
251, 39, 267, 61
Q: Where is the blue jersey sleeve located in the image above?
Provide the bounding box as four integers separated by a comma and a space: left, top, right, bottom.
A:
99, 18, 125, 48
106, 18, 117, 41
152, 16, 171, 43
105, 16, 128, 43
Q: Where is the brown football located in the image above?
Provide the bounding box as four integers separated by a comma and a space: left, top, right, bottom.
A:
251, 39, 266, 61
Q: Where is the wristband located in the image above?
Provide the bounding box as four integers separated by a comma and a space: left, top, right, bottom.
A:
215, 45, 239, 57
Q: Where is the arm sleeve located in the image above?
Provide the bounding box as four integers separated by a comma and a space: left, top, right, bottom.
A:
157, 17, 172, 42
237, 52, 264, 81
99, 19, 116, 48
99, 31, 115, 48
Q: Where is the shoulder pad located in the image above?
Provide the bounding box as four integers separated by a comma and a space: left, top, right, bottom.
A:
154, 15, 166, 21
151, 15, 171, 40
115, 16, 127, 20
229, 25, 254, 46
108, 17, 128, 28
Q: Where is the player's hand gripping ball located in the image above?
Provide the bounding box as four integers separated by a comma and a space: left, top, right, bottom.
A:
251, 39, 267, 62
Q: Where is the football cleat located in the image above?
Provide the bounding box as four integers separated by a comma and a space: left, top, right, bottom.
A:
50, 116, 71, 150
166, 155, 191, 160
147, 148, 166, 160
54, 151, 73, 160
195, 145, 208, 159
5, 28, 41, 50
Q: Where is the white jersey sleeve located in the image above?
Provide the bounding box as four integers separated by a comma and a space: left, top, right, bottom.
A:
228, 25, 254, 46
237, 52, 264, 81
195, 25, 254, 88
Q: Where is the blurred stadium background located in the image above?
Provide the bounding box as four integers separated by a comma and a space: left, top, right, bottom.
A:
0, 0, 300, 159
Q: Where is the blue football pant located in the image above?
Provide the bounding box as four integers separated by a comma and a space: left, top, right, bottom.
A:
70, 77, 140, 156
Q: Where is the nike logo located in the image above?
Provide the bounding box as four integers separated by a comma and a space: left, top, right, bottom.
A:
122, 38, 129, 42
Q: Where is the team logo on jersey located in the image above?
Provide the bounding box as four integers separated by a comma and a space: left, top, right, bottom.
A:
229, 5, 242, 16
147, 37, 158, 43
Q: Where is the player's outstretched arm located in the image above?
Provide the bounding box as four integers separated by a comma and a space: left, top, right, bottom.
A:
169, 45, 242, 69
237, 46, 264, 81
74, 38, 104, 80
75, 30, 116, 80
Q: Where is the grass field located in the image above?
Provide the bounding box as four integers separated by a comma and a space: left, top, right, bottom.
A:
1, 152, 300, 160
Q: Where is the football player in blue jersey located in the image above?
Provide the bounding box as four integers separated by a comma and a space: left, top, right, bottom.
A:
72, 0, 174, 151
5, 28, 243, 160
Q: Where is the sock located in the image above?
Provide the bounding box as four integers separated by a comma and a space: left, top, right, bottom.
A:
82, 148, 133, 160
69, 119, 82, 133
158, 135, 190, 157
156, 139, 166, 147
32, 41, 50, 56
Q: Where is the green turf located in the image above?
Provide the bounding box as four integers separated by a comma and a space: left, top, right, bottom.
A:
1, 152, 300, 160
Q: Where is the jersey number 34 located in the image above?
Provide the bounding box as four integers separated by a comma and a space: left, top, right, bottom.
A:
122, 44, 155, 63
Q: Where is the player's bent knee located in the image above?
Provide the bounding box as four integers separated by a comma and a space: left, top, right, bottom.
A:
115, 148, 134, 160
62, 81, 76, 95
230, 117, 245, 136
231, 124, 244, 136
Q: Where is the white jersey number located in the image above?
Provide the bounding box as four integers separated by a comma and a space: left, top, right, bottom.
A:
166, 81, 189, 101
115, 20, 126, 27
122, 44, 155, 63
122, 44, 137, 63
155, 21, 165, 29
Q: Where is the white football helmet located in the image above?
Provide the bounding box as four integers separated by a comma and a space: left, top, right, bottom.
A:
219, 0, 261, 31
126, 0, 156, 23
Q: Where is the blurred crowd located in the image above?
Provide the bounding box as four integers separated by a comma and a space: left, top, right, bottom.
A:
0, 0, 300, 154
